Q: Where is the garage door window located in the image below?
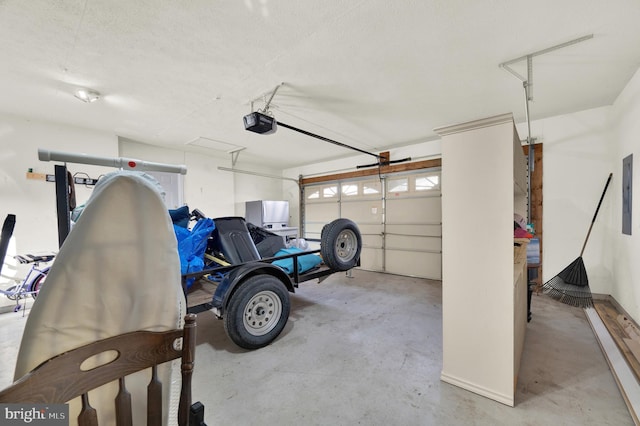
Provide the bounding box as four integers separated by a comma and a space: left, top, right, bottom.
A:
363, 181, 381, 195
307, 188, 320, 200
415, 174, 440, 191
342, 183, 358, 197
307, 184, 339, 201
388, 177, 408, 193
323, 185, 338, 198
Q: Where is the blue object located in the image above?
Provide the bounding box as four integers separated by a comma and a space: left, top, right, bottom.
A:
174, 218, 215, 288
169, 205, 191, 228
527, 238, 540, 264
272, 247, 322, 274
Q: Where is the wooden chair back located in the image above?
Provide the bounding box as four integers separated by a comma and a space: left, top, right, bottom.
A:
0, 313, 197, 426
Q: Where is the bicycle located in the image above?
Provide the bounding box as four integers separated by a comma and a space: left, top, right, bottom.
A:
0, 253, 54, 312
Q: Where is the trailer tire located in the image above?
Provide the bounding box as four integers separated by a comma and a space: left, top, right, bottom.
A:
321, 218, 362, 271
224, 274, 290, 350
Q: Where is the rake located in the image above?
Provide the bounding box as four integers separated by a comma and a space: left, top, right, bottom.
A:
543, 173, 613, 308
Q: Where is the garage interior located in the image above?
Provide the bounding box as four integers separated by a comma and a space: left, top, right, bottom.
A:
1, 1, 639, 425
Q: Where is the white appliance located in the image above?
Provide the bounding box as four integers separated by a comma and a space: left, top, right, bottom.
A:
245, 200, 289, 228
245, 200, 297, 241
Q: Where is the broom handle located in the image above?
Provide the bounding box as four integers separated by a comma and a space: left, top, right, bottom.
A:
580, 173, 613, 257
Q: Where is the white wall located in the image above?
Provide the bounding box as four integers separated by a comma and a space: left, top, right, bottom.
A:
119, 138, 233, 217
515, 107, 616, 296
0, 112, 117, 255
232, 166, 291, 219
118, 138, 284, 219
610, 68, 640, 321
0, 115, 287, 260
439, 118, 518, 405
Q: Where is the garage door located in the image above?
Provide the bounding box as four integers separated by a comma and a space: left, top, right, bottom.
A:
385, 171, 441, 279
303, 179, 383, 271
302, 183, 340, 240
302, 169, 441, 279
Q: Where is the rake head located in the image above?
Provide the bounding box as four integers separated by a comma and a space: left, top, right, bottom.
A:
557, 257, 589, 287
542, 270, 593, 308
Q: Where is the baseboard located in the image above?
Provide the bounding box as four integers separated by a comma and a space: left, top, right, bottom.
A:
585, 306, 640, 425
440, 371, 514, 407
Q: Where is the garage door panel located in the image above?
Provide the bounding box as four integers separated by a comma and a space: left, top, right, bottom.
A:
306, 203, 340, 223
362, 234, 383, 249
304, 228, 322, 240
357, 223, 382, 236
385, 250, 442, 279
385, 234, 441, 252
341, 201, 382, 224
303, 170, 441, 280
359, 247, 383, 272
386, 197, 441, 222
306, 223, 381, 248
385, 182, 441, 278
385, 224, 441, 237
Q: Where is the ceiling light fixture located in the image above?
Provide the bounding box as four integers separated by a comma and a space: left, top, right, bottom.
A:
74, 88, 101, 103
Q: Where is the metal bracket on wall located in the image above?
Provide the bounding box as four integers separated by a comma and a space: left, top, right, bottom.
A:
27, 172, 101, 186
499, 34, 594, 95
499, 34, 593, 220
227, 147, 246, 167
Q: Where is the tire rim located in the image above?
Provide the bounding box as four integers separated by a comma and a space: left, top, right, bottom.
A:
6, 286, 17, 301
335, 229, 358, 262
32, 274, 46, 298
243, 290, 282, 336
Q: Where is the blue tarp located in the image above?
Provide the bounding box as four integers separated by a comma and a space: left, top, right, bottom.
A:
272, 247, 322, 274
174, 218, 215, 289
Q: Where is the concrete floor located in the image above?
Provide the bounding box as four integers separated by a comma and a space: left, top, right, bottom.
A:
0, 270, 632, 425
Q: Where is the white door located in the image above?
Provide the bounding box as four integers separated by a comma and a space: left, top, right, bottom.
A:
146, 171, 184, 209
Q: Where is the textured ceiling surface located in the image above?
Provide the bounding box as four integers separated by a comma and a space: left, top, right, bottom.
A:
1, 0, 639, 168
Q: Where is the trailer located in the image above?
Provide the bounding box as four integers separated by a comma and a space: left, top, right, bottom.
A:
181, 216, 362, 350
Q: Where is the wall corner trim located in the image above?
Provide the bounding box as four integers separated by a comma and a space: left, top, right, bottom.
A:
434, 113, 514, 137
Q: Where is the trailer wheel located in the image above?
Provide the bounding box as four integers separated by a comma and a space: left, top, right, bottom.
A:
224, 274, 290, 349
321, 218, 362, 271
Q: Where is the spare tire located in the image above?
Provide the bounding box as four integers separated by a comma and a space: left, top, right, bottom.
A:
320, 218, 362, 271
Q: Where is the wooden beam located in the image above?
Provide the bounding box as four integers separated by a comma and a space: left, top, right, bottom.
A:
300, 158, 441, 185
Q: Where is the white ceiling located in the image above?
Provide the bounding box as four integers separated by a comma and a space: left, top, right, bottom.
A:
1, 0, 639, 169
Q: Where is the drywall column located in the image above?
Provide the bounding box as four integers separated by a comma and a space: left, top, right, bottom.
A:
435, 113, 525, 407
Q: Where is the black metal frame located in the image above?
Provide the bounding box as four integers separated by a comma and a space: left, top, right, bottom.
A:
54, 164, 70, 248
182, 248, 352, 313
